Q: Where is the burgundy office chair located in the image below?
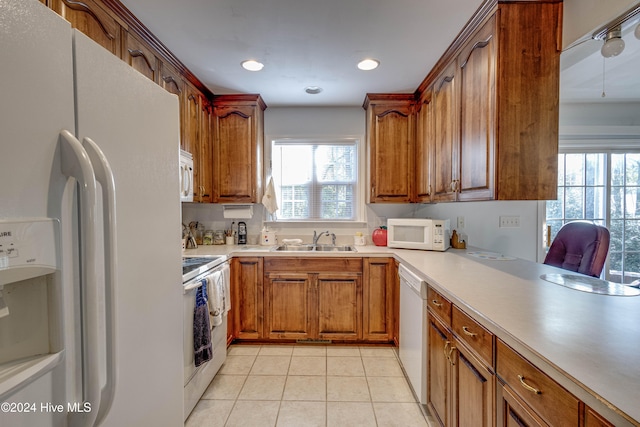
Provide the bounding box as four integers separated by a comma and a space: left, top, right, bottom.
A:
543, 221, 610, 277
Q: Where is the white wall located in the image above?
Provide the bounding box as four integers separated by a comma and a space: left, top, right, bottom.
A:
417, 201, 541, 261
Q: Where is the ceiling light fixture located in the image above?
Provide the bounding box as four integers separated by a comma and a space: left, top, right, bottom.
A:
357, 59, 380, 71
600, 26, 625, 58
305, 86, 323, 94
241, 60, 264, 71
592, 4, 640, 57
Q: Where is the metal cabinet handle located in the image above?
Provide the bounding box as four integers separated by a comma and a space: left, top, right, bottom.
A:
462, 326, 477, 337
518, 375, 542, 395
431, 299, 443, 308
443, 341, 450, 360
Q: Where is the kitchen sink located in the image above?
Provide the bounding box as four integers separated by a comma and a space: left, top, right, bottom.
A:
273, 244, 356, 252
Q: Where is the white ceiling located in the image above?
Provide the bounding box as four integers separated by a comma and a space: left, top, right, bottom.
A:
118, 0, 640, 107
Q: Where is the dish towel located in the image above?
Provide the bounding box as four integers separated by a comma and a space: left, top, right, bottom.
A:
206, 271, 224, 327
193, 279, 212, 367
262, 176, 278, 215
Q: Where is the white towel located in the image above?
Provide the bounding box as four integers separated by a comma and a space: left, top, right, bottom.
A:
221, 263, 231, 316
262, 177, 278, 215
206, 271, 224, 327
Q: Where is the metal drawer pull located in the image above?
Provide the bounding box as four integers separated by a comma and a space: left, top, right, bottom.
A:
462, 326, 477, 337
431, 299, 443, 307
518, 375, 541, 394
443, 341, 450, 359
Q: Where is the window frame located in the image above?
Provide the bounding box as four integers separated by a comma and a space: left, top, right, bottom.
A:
540, 129, 640, 283
266, 136, 366, 224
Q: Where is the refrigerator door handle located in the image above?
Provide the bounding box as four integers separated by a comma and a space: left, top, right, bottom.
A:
59, 130, 101, 427
82, 137, 118, 425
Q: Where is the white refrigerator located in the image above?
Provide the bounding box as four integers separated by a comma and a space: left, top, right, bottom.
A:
0, 0, 184, 426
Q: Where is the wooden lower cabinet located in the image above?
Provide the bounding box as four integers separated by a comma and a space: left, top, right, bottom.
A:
363, 257, 396, 341
428, 313, 452, 426
428, 290, 494, 427
451, 338, 495, 426
264, 258, 362, 341
230, 257, 263, 340
231, 256, 396, 344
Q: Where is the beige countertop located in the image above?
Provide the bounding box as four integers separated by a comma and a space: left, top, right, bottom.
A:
184, 244, 640, 425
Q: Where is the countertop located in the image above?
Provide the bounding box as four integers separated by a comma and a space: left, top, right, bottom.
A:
184, 244, 640, 425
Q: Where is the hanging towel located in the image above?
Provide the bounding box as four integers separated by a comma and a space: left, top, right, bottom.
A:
193, 279, 212, 367
262, 176, 278, 215
206, 271, 225, 327
221, 263, 231, 317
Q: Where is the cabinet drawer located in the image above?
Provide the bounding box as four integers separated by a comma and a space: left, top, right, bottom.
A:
452, 305, 494, 367
427, 287, 451, 326
496, 340, 579, 426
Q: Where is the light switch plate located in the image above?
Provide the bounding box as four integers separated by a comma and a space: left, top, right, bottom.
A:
499, 215, 520, 228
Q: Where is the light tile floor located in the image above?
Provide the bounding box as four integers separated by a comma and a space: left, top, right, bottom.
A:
185, 344, 434, 427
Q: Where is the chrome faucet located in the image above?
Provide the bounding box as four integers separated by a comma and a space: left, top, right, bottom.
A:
313, 230, 330, 245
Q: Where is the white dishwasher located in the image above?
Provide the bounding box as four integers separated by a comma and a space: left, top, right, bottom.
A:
398, 264, 428, 406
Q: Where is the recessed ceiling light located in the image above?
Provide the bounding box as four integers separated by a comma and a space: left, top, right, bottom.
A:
357, 59, 380, 71
241, 60, 264, 71
305, 86, 323, 94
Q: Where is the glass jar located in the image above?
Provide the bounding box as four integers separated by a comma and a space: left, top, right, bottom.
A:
203, 230, 213, 245
213, 230, 225, 245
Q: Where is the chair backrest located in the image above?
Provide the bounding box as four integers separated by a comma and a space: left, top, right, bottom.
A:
543, 221, 610, 277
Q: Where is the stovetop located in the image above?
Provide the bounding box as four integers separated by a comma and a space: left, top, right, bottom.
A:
182, 255, 226, 283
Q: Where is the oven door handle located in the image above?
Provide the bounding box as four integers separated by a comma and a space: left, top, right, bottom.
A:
184, 278, 207, 294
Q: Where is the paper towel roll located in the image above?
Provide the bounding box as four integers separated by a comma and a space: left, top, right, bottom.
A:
223, 205, 253, 219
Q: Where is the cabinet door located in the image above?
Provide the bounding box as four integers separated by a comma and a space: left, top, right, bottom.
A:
198, 101, 213, 203
124, 31, 159, 83
458, 15, 496, 201
363, 258, 394, 341
52, 0, 121, 56
264, 273, 313, 340
428, 313, 451, 427
317, 272, 362, 340
159, 62, 185, 149
184, 83, 200, 166
231, 257, 263, 340
415, 90, 433, 202
432, 62, 459, 202
451, 339, 495, 427
213, 97, 264, 203
497, 382, 546, 427
365, 96, 415, 203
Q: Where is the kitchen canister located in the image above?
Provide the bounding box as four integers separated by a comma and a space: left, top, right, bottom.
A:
354, 232, 365, 246
203, 230, 213, 245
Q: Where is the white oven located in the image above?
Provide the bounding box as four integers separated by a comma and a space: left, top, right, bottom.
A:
180, 149, 194, 202
182, 256, 229, 420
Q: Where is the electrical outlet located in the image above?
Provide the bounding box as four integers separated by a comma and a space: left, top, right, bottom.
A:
499, 215, 520, 228
457, 216, 465, 229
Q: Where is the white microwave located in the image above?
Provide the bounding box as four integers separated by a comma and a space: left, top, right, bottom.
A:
387, 218, 451, 251
179, 149, 193, 202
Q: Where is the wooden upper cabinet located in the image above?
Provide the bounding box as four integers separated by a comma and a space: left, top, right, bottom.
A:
431, 62, 459, 203
198, 100, 213, 203
364, 94, 415, 203
52, 0, 122, 56
159, 61, 185, 148
212, 94, 266, 203
493, 2, 560, 200
458, 14, 496, 201
415, 90, 433, 203
124, 31, 160, 83
418, 1, 561, 202
183, 83, 200, 167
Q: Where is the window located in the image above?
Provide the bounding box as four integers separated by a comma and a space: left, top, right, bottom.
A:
271, 138, 358, 221
546, 151, 640, 283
